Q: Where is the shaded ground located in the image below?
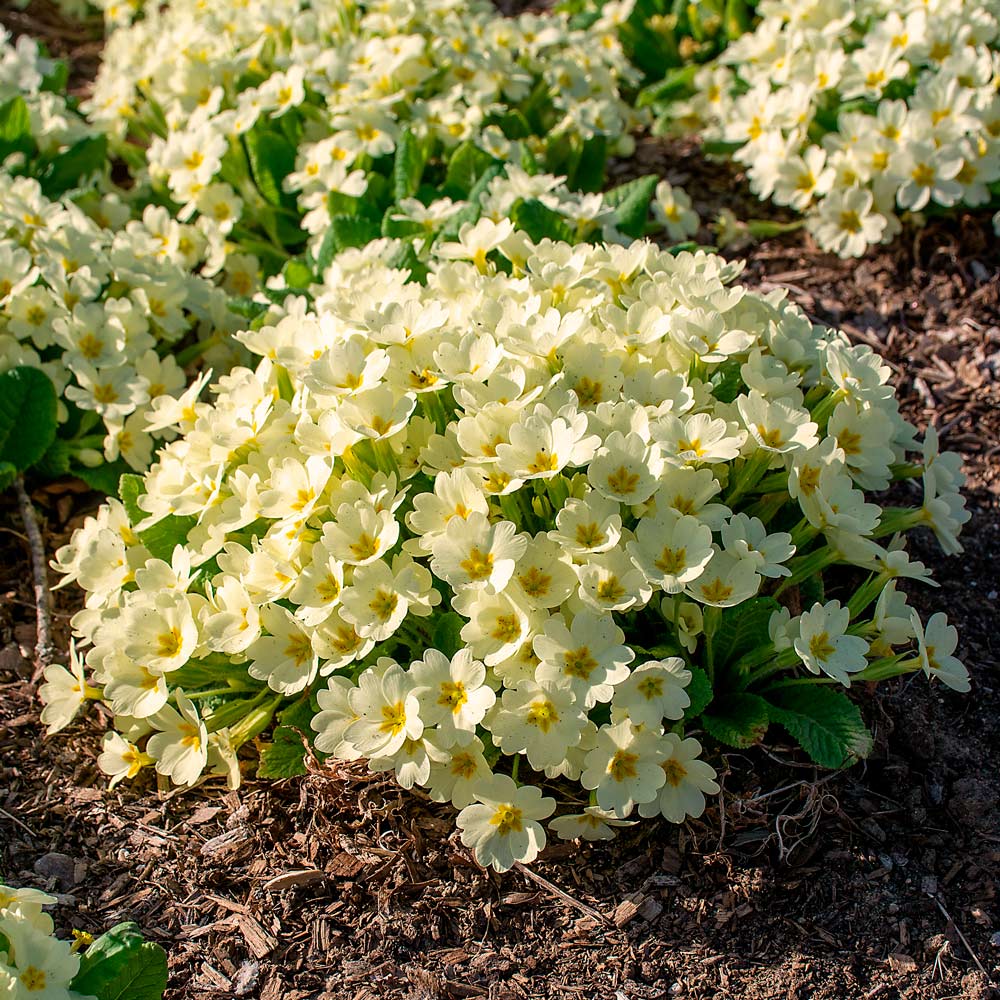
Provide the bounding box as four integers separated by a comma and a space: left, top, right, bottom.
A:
1, 7, 999, 993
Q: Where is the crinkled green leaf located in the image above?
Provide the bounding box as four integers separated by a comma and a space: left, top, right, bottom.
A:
444, 140, 496, 198
316, 214, 381, 271
40, 135, 108, 197
119, 473, 196, 560
604, 174, 658, 238
71, 922, 168, 1000
683, 665, 714, 720
511, 198, 574, 244
767, 686, 873, 769
393, 129, 426, 202
258, 725, 309, 779
713, 597, 782, 669
244, 127, 297, 206
432, 612, 466, 658
0, 366, 58, 472
0, 95, 33, 159
702, 692, 770, 748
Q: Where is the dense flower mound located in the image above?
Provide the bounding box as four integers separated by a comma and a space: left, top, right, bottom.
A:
0, 174, 245, 482
655, 0, 1000, 256
46, 236, 969, 871
83, 0, 644, 261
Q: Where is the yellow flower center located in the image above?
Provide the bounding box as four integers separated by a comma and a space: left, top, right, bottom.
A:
606, 465, 640, 496
608, 750, 639, 782
526, 698, 560, 733
460, 546, 494, 581
438, 680, 468, 713
517, 567, 552, 598
157, 627, 183, 658
21, 966, 47, 991
369, 588, 399, 622
574, 522, 606, 548
379, 700, 406, 735
808, 630, 835, 662
662, 757, 688, 787
654, 546, 687, 576
700, 578, 734, 603
638, 676, 665, 700
563, 646, 598, 680
490, 803, 524, 836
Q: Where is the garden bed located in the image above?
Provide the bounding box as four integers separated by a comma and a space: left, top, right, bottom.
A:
2, 136, 998, 998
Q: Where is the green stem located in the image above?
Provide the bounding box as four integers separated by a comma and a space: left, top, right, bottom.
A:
725, 450, 773, 506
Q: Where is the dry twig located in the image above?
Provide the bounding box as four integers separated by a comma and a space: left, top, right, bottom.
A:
512, 862, 611, 925
13, 474, 58, 677
929, 892, 995, 986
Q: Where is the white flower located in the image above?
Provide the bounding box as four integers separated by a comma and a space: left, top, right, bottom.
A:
638, 734, 719, 823
533, 611, 634, 707
411, 648, 496, 744
146, 692, 208, 786
793, 601, 870, 685
489, 680, 587, 770
430, 512, 527, 594
344, 660, 423, 757
612, 658, 691, 727
581, 720, 667, 817
911, 611, 969, 693
549, 806, 636, 842
246, 604, 320, 695
457, 774, 555, 871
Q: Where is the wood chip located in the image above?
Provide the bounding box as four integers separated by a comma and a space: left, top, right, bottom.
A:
264, 868, 327, 891
236, 913, 278, 959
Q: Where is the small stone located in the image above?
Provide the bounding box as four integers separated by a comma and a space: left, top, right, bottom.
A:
34, 853, 84, 890
989, 931, 1000, 949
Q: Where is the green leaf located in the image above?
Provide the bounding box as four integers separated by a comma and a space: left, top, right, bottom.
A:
0, 462, 15, 492
119, 473, 196, 561
767, 686, 873, 769
282, 258, 314, 289
35, 438, 73, 479
709, 358, 744, 403
683, 664, 713, 720
444, 140, 496, 197
435, 163, 505, 244
604, 174, 658, 239
713, 597, 782, 668
0, 95, 33, 159
0, 367, 58, 472
393, 129, 426, 202
244, 127, 297, 206
71, 922, 168, 1000
258, 726, 309, 779
638, 63, 701, 108
701, 692, 770, 748
511, 199, 574, 244
316, 214, 382, 271
432, 612, 466, 658
40, 135, 108, 197
570, 134, 607, 194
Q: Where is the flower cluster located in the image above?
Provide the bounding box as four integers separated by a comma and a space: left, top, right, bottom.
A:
0, 27, 93, 163
46, 234, 968, 871
1, 883, 85, 999
659, 0, 1000, 256
0, 174, 246, 476
83, 0, 644, 254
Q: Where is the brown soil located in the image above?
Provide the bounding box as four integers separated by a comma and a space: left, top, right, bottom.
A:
1, 11, 999, 996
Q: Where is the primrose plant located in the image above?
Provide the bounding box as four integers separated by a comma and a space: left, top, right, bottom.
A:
82, 0, 646, 273
0, 174, 245, 495
0, 882, 167, 1000
643, 0, 1000, 256
43, 233, 968, 872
